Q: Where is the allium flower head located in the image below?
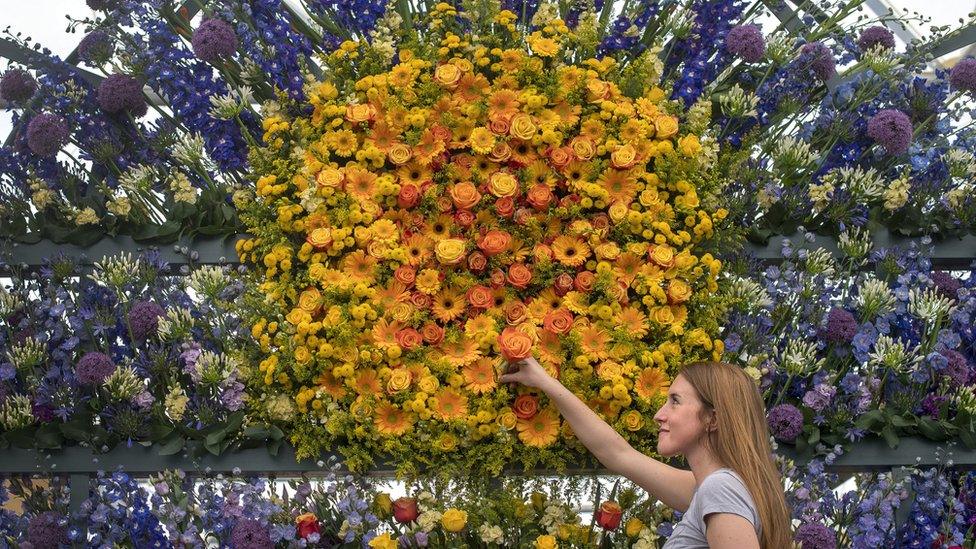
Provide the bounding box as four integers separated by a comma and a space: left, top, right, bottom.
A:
857, 26, 895, 51
0, 68, 37, 103
767, 404, 803, 442
867, 109, 913, 155
26, 113, 69, 157
950, 58, 976, 92
231, 519, 273, 549
97, 74, 148, 117
78, 30, 115, 64
795, 522, 836, 549
128, 300, 165, 341
28, 512, 69, 548
192, 19, 238, 64
800, 42, 836, 81
726, 24, 765, 62
76, 351, 116, 385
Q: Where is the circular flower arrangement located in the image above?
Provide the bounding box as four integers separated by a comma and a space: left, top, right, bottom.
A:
239, 6, 728, 473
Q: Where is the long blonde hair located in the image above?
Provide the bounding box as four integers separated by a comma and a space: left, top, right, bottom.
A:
679, 361, 792, 549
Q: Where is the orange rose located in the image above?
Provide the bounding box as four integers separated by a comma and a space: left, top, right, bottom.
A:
306, 227, 332, 250
553, 273, 574, 296
466, 285, 493, 308
488, 114, 511, 135
649, 245, 675, 268
591, 213, 610, 231
398, 183, 420, 209
533, 244, 554, 262
507, 263, 533, 289
421, 323, 445, 345
394, 266, 416, 286
543, 308, 574, 335
513, 394, 539, 420
586, 79, 611, 100
455, 209, 475, 228
548, 146, 572, 168
595, 501, 623, 530
504, 300, 527, 324
296, 513, 321, 540
395, 328, 423, 350
574, 271, 595, 292
446, 182, 479, 211
498, 326, 533, 361
345, 103, 375, 123
467, 251, 488, 272
490, 268, 507, 288
477, 230, 512, 256
611, 144, 638, 169
410, 291, 432, 309
526, 184, 553, 210
495, 196, 515, 217
488, 141, 512, 163
388, 143, 412, 165
431, 125, 452, 142
434, 63, 462, 88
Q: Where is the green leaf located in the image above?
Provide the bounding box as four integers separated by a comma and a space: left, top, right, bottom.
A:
889, 415, 916, 428
157, 436, 185, 456
918, 417, 949, 441
881, 425, 899, 449
60, 421, 92, 442
204, 429, 227, 448
35, 425, 63, 449
961, 428, 976, 449
855, 409, 885, 430
149, 423, 175, 441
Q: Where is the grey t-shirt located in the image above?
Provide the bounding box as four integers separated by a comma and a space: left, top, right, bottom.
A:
662, 468, 761, 548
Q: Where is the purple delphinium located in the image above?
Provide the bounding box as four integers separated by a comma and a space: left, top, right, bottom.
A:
725, 24, 765, 62
26, 113, 69, 156
192, 19, 238, 64
768, 403, 804, 442
822, 308, 857, 344
800, 42, 836, 81
128, 300, 165, 341
75, 351, 116, 385
0, 68, 37, 103
949, 58, 976, 93
867, 109, 913, 155
78, 30, 115, 65
28, 511, 69, 547
97, 74, 148, 117
931, 271, 961, 300
857, 26, 895, 52
230, 519, 273, 549
795, 522, 836, 549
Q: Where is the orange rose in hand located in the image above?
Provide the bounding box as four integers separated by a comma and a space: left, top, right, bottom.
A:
498, 326, 533, 361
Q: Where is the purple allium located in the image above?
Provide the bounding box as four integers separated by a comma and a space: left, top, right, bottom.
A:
231, 519, 273, 549
943, 349, 970, 387
931, 271, 961, 300
75, 351, 116, 385
950, 58, 976, 93
857, 26, 895, 52
28, 511, 69, 548
767, 403, 803, 442
921, 393, 948, 417
26, 113, 69, 157
86, 0, 118, 10
32, 402, 56, 423
192, 19, 238, 64
866, 109, 913, 155
78, 30, 115, 65
822, 308, 857, 344
97, 74, 147, 117
800, 42, 836, 81
725, 24, 765, 63
128, 300, 165, 341
0, 68, 37, 103
795, 522, 836, 549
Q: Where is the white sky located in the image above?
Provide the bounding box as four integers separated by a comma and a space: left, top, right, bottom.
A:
1, 0, 976, 142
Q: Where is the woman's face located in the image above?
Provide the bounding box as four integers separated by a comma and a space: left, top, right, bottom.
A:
653, 375, 711, 457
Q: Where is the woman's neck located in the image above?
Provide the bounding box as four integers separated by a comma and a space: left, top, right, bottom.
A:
685, 444, 724, 487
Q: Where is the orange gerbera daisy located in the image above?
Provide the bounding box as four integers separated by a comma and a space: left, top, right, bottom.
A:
526, 288, 562, 321
580, 119, 605, 142
487, 89, 520, 116
635, 367, 670, 400
551, 235, 591, 268
344, 167, 378, 199
579, 325, 610, 359
597, 169, 639, 205
499, 49, 524, 72
455, 73, 490, 102
432, 288, 466, 323
550, 100, 582, 127
314, 371, 346, 400
517, 406, 560, 447
373, 280, 409, 311
536, 330, 565, 366
386, 105, 409, 131
563, 160, 592, 187
352, 369, 382, 395
430, 387, 469, 421
397, 162, 433, 188
414, 128, 446, 165
616, 306, 649, 338
524, 160, 556, 187
614, 252, 643, 285
439, 336, 481, 367
462, 358, 497, 394
371, 318, 404, 348
403, 233, 433, 266
341, 250, 378, 283
369, 120, 399, 152
510, 140, 539, 166
374, 403, 413, 436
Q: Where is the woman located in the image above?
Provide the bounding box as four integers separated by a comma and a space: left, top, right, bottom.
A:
499, 358, 791, 549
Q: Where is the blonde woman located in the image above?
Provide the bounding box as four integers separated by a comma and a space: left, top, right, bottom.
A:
500, 358, 791, 549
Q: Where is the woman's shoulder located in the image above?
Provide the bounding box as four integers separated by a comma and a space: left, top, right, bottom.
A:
695, 468, 760, 527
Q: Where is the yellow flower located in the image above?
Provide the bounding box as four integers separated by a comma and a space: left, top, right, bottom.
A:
488, 172, 519, 198
441, 508, 468, 532
529, 34, 560, 57
470, 127, 496, 154
374, 493, 392, 517
369, 533, 398, 549
535, 534, 558, 549
434, 239, 467, 265
510, 113, 537, 140
621, 409, 644, 431
625, 517, 645, 537
387, 368, 412, 393
678, 134, 701, 156
653, 115, 678, 138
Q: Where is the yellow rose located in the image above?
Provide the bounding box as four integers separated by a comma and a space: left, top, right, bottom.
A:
369, 533, 398, 549
608, 202, 629, 223
374, 493, 392, 517
316, 167, 343, 188
621, 410, 644, 431
387, 369, 412, 393
678, 134, 701, 157
570, 137, 595, 160
390, 302, 414, 322
488, 172, 519, 198
306, 227, 333, 250
535, 534, 558, 549
418, 375, 439, 394
294, 346, 311, 364
436, 432, 458, 452
435, 238, 467, 265
652, 306, 674, 325
650, 245, 675, 267
434, 63, 462, 88
388, 143, 412, 165
509, 113, 537, 140
667, 279, 693, 303
441, 509, 468, 532
610, 143, 637, 168
654, 115, 679, 138
586, 79, 611, 100
594, 242, 620, 260
497, 409, 517, 430
625, 517, 645, 537
345, 103, 375, 123
298, 287, 322, 313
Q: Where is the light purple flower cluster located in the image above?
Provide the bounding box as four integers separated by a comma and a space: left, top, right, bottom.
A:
950, 58, 976, 93
867, 109, 913, 155
822, 307, 857, 344
97, 74, 148, 117
192, 19, 238, 64
767, 403, 803, 442
0, 68, 37, 103
230, 519, 273, 549
77, 30, 115, 65
128, 300, 164, 341
726, 24, 765, 62
800, 42, 836, 82
75, 351, 116, 385
857, 26, 895, 51
795, 522, 836, 549
25, 113, 69, 156
27, 511, 69, 548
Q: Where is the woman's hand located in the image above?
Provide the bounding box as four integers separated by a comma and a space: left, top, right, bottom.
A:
498, 356, 555, 390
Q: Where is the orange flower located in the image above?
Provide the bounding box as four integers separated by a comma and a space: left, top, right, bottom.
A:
342, 250, 379, 283
421, 323, 445, 345
517, 406, 560, 447
375, 403, 413, 436
440, 336, 481, 366
513, 394, 539, 420
462, 358, 497, 394
353, 369, 382, 395
432, 288, 465, 322
466, 285, 494, 309
635, 367, 670, 400
552, 236, 590, 268
543, 308, 574, 335
579, 325, 610, 359
430, 387, 469, 421
507, 263, 533, 289
344, 166, 378, 199
498, 326, 533, 361
395, 327, 423, 350
526, 184, 553, 210
503, 300, 528, 324
477, 230, 512, 256
574, 271, 595, 292
450, 181, 482, 210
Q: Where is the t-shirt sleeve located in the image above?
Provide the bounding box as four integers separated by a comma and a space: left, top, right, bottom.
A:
698, 471, 759, 528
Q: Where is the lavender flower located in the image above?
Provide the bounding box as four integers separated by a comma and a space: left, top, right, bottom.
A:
86, 0, 119, 10
25, 113, 69, 156
867, 109, 913, 155
857, 26, 895, 51
943, 349, 969, 386
28, 511, 69, 547
795, 522, 836, 549
802, 385, 836, 412
192, 19, 238, 64
78, 31, 115, 65
726, 24, 765, 62
767, 403, 803, 442
75, 351, 116, 385
128, 300, 164, 341
800, 42, 836, 81
931, 271, 961, 300
949, 58, 976, 92
230, 518, 273, 549
822, 308, 857, 344
97, 74, 148, 117
0, 68, 37, 103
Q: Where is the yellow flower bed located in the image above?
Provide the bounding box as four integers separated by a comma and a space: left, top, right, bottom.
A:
239, 6, 728, 474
